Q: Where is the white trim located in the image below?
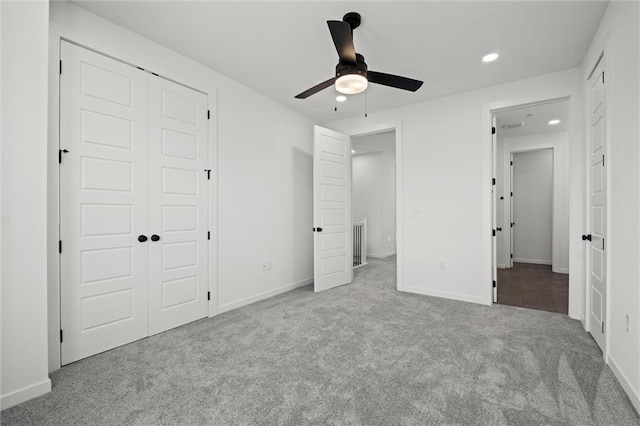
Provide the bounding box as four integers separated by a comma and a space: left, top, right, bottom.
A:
0, 379, 51, 410
218, 278, 313, 314
608, 355, 640, 414
368, 251, 397, 259
403, 286, 488, 306
513, 258, 552, 265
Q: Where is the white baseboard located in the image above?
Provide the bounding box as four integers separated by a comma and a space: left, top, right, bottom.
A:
403, 285, 489, 306
497, 264, 507, 269
513, 258, 552, 265
553, 267, 569, 274
1, 378, 51, 410
608, 355, 640, 415
368, 251, 396, 259
218, 278, 313, 314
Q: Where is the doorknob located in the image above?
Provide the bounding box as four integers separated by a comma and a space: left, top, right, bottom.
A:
582, 234, 592, 241
316, 227, 323, 232
150, 234, 160, 242
138, 235, 148, 242
497, 227, 502, 231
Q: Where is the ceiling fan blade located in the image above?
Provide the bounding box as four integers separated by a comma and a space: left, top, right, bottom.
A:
368, 71, 423, 92
327, 20, 357, 65
295, 77, 336, 99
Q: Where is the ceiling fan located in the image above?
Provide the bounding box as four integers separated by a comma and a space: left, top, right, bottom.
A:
295, 12, 424, 99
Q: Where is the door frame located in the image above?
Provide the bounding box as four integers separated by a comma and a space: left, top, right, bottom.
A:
336, 121, 404, 291
485, 95, 579, 316
47, 37, 217, 371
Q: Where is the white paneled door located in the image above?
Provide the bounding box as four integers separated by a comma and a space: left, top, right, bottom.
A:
60, 42, 150, 364
148, 76, 209, 335
588, 59, 607, 352
60, 42, 209, 364
313, 126, 353, 292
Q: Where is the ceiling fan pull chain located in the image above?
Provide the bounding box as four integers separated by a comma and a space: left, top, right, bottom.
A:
365, 89, 368, 118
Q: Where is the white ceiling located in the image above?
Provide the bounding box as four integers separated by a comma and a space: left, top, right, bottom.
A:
72, 1, 608, 122
496, 100, 569, 137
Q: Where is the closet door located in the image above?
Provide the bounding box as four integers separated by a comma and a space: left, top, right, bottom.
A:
60, 42, 149, 364
147, 76, 209, 335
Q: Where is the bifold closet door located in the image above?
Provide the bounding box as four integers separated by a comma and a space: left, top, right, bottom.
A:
60, 42, 150, 364
147, 76, 209, 335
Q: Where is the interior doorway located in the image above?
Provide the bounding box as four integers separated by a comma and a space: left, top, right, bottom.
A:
493, 100, 570, 314
351, 130, 397, 275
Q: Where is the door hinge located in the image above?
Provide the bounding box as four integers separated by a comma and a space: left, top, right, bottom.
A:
602, 72, 605, 84
601, 321, 605, 334
60, 330, 63, 343
207, 231, 210, 240
59, 60, 62, 75
511, 222, 514, 227
602, 238, 605, 250
207, 291, 211, 301
510, 253, 513, 259
492, 229, 496, 237
510, 192, 513, 197
59, 240, 62, 253
207, 110, 210, 120
602, 154, 605, 167
58, 149, 69, 164
492, 178, 496, 186
493, 280, 496, 288
205, 169, 211, 180
491, 127, 496, 135
510, 161, 513, 166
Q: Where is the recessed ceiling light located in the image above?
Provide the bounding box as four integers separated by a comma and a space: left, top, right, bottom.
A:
482, 53, 499, 63
351, 150, 355, 154
548, 119, 561, 125
336, 95, 347, 102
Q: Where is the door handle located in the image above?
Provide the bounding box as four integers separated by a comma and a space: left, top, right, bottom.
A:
582, 234, 592, 241
150, 234, 160, 242
138, 235, 148, 242
316, 227, 323, 232
497, 227, 502, 231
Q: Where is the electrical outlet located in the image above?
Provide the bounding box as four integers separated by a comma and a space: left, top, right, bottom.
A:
626, 314, 630, 334
261, 261, 268, 272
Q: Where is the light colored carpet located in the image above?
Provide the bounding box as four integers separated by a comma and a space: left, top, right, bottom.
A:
2, 257, 639, 425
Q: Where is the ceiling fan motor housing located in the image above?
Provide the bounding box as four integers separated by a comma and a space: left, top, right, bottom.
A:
336, 53, 368, 79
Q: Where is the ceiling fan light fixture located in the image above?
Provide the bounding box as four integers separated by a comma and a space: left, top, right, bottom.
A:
335, 73, 368, 94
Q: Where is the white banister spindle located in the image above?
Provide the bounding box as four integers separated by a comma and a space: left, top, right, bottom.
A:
353, 218, 367, 268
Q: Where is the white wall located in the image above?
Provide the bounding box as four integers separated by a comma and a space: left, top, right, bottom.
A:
47, 2, 315, 369
512, 149, 553, 265
327, 68, 585, 310
352, 132, 396, 258
1, 1, 52, 409
582, 0, 640, 412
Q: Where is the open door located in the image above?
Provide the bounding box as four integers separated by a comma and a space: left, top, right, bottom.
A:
587, 58, 607, 351
491, 117, 498, 302
313, 125, 353, 292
